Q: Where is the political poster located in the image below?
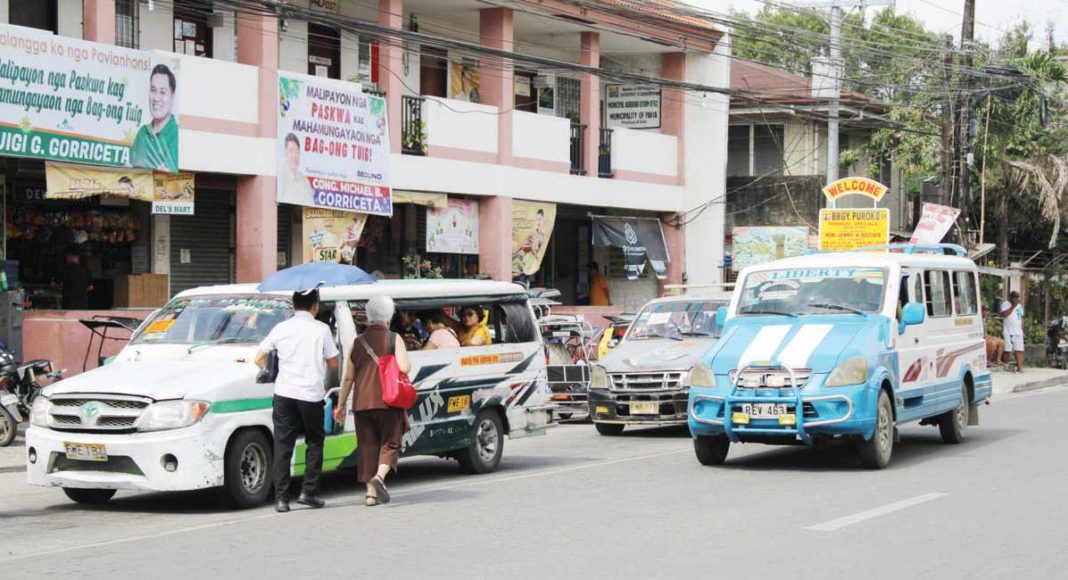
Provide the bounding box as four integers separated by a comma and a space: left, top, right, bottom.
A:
0, 24, 180, 171
151, 172, 195, 215
45, 162, 152, 200
427, 198, 479, 254
277, 72, 392, 216
512, 201, 556, 276
605, 84, 661, 129
818, 208, 890, 252
302, 207, 367, 264
592, 217, 670, 280
910, 203, 960, 244
731, 226, 809, 271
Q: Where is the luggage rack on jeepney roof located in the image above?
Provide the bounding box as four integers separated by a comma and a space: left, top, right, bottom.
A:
849, 243, 968, 256
538, 314, 596, 420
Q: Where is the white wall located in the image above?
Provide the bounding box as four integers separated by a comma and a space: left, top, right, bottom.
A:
424, 97, 498, 153
140, 2, 173, 52
176, 53, 259, 124
0, 3, 8, 24
612, 128, 678, 176
57, 0, 81, 39
512, 111, 570, 164
212, 9, 237, 62
279, 18, 309, 75
784, 118, 822, 176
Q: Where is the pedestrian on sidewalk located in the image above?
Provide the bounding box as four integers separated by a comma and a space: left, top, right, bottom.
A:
335, 295, 411, 506
1001, 291, 1025, 373
256, 288, 339, 513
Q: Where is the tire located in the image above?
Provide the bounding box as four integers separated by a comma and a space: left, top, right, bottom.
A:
457, 410, 504, 474
222, 429, 273, 509
594, 422, 625, 436
556, 412, 574, 421
0, 406, 16, 447
694, 436, 730, 466
857, 389, 894, 469
63, 488, 116, 505
938, 384, 969, 444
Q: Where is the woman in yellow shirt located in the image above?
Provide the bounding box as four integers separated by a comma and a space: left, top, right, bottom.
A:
458, 306, 492, 346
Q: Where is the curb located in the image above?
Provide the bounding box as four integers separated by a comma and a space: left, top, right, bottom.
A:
1011, 376, 1068, 393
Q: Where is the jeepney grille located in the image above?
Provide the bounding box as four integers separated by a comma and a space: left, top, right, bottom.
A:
609, 372, 685, 391
730, 368, 813, 389
47, 395, 152, 433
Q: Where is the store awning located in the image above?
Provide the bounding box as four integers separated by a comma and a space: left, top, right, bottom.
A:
393, 190, 447, 208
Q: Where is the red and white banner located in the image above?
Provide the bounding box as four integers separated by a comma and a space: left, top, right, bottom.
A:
909, 203, 960, 244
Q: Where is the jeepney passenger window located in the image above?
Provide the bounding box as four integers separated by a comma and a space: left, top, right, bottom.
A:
953, 271, 978, 316
499, 302, 538, 343
924, 270, 951, 317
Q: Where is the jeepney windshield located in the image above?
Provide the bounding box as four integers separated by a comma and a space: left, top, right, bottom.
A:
131, 296, 294, 345
737, 267, 887, 316
627, 300, 726, 341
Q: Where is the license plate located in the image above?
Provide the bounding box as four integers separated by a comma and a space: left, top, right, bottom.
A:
631, 401, 660, 415
740, 403, 788, 419
64, 442, 107, 462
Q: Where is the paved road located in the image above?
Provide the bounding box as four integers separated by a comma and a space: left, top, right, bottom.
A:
2, 386, 1067, 580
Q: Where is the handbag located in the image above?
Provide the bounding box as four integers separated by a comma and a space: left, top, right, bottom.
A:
357, 333, 417, 409
256, 349, 279, 384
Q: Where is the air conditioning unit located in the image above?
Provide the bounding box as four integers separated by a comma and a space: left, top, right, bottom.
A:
207, 13, 227, 29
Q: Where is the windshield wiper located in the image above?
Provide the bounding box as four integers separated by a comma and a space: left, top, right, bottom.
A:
187, 337, 252, 354
740, 309, 796, 318
807, 302, 868, 316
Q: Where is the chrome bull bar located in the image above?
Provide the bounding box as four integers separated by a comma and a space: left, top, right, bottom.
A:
688, 364, 854, 444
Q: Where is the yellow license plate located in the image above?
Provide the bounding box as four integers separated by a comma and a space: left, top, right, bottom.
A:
64, 442, 107, 462
595, 406, 610, 414
447, 395, 471, 413
631, 401, 660, 415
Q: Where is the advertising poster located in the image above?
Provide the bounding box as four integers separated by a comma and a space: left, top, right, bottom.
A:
277, 72, 392, 216
592, 217, 670, 280
302, 207, 368, 264
0, 24, 180, 171
45, 162, 152, 200
731, 226, 809, 271
511, 201, 556, 276
449, 59, 480, 103
910, 203, 960, 244
818, 208, 890, 252
427, 198, 479, 254
152, 172, 195, 215
605, 84, 662, 129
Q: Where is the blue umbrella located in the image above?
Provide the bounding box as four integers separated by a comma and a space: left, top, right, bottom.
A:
257, 262, 375, 293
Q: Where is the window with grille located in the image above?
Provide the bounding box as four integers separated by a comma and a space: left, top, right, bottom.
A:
556, 77, 581, 121
115, 0, 139, 49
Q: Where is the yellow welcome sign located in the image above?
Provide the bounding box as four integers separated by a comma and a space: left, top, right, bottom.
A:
822, 177, 888, 203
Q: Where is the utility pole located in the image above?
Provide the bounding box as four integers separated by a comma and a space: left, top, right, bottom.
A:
941, 34, 955, 207
957, 0, 976, 241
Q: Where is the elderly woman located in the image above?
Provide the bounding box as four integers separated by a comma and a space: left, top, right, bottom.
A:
457, 305, 492, 347
335, 295, 411, 506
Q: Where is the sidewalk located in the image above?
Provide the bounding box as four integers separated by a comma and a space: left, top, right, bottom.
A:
992, 366, 1068, 397
0, 426, 24, 472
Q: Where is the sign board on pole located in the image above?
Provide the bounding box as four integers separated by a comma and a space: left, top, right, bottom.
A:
909, 203, 960, 244
731, 226, 809, 271
818, 208, 890, 252
605, 85, 662, 129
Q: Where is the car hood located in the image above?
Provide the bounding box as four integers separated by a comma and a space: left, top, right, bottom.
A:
601, 337, 717, 372
43, 346, 259, 400
710, 318, 871, 374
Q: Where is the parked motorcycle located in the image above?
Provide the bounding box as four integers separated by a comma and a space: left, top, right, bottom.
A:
1045, 317, 1068, 370
0, 347, 63, 447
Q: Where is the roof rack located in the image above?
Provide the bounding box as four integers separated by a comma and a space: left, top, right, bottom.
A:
850, 243, 967, 257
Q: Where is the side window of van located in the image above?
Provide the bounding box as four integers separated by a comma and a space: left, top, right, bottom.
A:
497, 303, 539, 343
953, 271, 978, 316
923, 270, 952, 317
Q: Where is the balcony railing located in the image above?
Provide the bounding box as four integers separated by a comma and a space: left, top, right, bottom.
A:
569, 123, 586, 175
598, 128, 614, 178
402, 95, 426, 156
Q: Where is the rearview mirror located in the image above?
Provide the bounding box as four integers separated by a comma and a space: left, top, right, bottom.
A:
899, 302, 925, 333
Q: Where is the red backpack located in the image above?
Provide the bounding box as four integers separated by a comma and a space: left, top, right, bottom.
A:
357, 334, 417, 409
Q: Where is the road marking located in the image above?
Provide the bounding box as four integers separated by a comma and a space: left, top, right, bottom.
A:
0, 447, 688, 564
805, 492, 948, 532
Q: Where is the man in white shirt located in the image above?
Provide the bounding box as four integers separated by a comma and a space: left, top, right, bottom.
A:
1000, 291, 1025, 373
256, 288, 339, 512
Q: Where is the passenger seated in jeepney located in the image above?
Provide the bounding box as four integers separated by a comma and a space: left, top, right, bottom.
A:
392, 310, 428, 351
458, 305, 492, 347
421, 310, 461, 350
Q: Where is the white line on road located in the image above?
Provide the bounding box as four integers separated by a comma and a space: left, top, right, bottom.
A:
0, 447, 688, 564
805, 492, 948, 532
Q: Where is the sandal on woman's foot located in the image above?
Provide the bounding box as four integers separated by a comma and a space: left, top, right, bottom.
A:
365, 495, 378, 507
371, 476, 391, 504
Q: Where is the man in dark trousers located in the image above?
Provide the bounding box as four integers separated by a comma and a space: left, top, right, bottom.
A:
58, 253, 92, 310
256, 288, 339, 512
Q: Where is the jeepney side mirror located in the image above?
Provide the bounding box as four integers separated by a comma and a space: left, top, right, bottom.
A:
714, 306, 728, 335
900, 302, 925, 334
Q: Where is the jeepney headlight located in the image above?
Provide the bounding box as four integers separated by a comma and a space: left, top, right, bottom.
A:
826, 357, 868, 387
30, 396, 51, 427
589, 365, 610, 390
684, 362, 717, 388
135, 400, 211, 432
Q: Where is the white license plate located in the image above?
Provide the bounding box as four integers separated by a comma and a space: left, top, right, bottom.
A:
741, 403, 788, 419
64, 442, 107, 462
631, 401, 660, 415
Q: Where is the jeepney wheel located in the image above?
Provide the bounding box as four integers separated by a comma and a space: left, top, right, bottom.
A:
222, 429, 273, 509
938, 384, 969, 444
857, 389, 894, 469
457, 410, 504, 474
0, 406, 15, 447
63, 488, 116, 505
694, 436, 730, 466
594, 422, 625, 436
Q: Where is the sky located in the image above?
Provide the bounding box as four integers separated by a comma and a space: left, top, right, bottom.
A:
696, 0, 1068, 46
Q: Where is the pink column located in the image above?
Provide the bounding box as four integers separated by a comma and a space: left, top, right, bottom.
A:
379, 0, 403, 154
479, 8, 514, 164
661, 53, 687, 186
235, 12, 279, 282
580, 32, 600, 176
661, 213, 685, 288
83, 0, 116, 44
478, 196, 514, 282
